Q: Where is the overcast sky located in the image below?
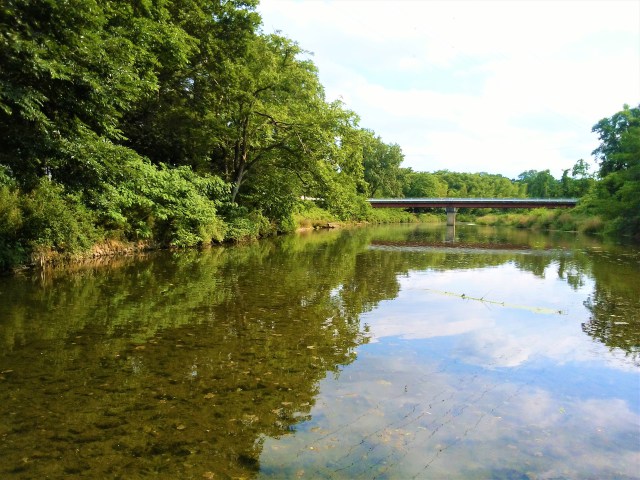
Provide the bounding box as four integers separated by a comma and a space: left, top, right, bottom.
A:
257, 0, 640, 178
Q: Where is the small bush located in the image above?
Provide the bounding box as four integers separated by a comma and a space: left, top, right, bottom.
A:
0, 186, 25, 270
293, 203, 337, 229
365, 208, 422, 224
21, 180, 97, 254
416, 213, 442, 223
556, 212, 577, 231
220, 206, 276, 242
90, 153, 229, 247
224, 217, 262, 242
0, 165, 15, 188
476, 214, 498, 225
579, 216, 604, 235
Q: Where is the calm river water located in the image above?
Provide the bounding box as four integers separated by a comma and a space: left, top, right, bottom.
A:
0, 224, 639, 479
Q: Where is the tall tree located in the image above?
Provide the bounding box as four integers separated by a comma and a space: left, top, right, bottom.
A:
0, 0, 174, 188
402, 170, 448, 197
120, 0, 260, 171
517, 170, 561, 198
560, 159, 595, 197
361, 130, 404, 197
592, 104, 640, 176
584, 104, 640, 237
209, 33, 366, 217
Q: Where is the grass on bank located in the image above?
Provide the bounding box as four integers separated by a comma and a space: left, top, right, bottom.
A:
475, 208, 604, 234
292, 202, 443, 229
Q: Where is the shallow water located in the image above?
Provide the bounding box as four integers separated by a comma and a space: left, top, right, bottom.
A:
0, 224, 638, 479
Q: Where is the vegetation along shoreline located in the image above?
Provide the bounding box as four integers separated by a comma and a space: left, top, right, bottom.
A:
1, 2, 638, 273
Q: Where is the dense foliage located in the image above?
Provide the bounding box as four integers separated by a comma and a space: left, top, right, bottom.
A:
581, 104, 640, 237
0, 1, 637, 270
0, 0, 377, 268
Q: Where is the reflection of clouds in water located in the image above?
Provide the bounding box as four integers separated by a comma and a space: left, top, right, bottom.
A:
259, 258, 638, 478
402, 263, 593, 314
454, 328, 589, 368
259, 356, 640, 479
362, 263, 630, 369
367, 309, 495, 343
456, 330, 533, 367
259, 252, 639, 478
488, 390, 640, 478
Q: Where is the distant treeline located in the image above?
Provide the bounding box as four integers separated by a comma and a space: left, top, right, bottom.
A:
0, 1, 638, 270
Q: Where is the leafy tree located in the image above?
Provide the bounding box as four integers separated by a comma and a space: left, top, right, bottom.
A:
0, 0, 433, 268
431, 171, 522, 198
208, 33, 367, 224
0, 0, 165, 187
202, 34, 319, 202
120, 0, 260, 171
517, 169, 561, 198
560, 159, 595, 197
592, 104, 640, 176
582, 105, 640, 237
361, 130, 404, 197
402, 170, 448, 197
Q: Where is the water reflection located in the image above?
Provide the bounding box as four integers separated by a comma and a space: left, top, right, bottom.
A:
583, 249, 640, 366
0, 224, 638, 479
0, 232, 376, 478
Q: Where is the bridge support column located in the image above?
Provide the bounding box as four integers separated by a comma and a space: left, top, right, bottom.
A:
446, 225, 456, 243
446, 207, 457, 227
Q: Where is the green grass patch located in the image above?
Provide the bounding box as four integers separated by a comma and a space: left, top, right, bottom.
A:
475, 209, 605, 234
364, 208, 442, 224
293, 202, 338, 229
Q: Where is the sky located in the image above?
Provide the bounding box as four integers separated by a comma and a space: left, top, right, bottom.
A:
257, 0, 640, 178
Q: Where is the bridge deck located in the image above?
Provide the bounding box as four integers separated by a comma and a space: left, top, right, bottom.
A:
368, 198, 578, 209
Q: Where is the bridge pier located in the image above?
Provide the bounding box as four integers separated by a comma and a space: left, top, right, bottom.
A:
446, 225, 456, 243
446, 207, 457, 227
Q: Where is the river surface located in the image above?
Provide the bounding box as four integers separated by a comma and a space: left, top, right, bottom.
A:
0, 224, 639, 479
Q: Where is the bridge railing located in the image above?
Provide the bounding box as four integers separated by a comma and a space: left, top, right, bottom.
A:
368, 198, 578, 209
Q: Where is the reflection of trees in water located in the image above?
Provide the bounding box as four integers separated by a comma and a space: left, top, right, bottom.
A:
370, 223, 640, 362
0, 225, 638, 477
582, 252, 640, 366
0, 231, 381, 478
583, 290, 640, 365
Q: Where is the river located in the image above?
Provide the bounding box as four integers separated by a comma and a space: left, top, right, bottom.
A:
0, 224, 638, 479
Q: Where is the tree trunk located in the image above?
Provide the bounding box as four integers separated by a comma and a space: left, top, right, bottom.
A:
230, 164, 245, 203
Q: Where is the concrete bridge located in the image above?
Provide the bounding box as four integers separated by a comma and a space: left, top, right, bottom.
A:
368, 198, 578, 226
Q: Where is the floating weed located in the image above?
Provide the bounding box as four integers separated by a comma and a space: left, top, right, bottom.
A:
424, 288, 566, 315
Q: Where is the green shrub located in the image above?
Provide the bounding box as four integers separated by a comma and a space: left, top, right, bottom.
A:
578, 216, 604, 235
293, 202, 337, 229
476, 214, 498, 225
220, 205, 276, 242
555, 212, 577, 231
0, 186, 25, 270
21, 180, 97, 254
277, 212, 298, 234
365, 207, 422, 224
416, 213, 442, 223
90, 152, 229, 247
149, 167, 228, 247
224, 217, 260, 242
321, 179, 370, 221
0, 166, 15, 188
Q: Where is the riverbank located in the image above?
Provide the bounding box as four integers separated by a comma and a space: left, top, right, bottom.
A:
471, 208, 605, 234
1, 202, 621, 274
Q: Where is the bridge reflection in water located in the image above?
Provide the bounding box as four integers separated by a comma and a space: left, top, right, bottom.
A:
368, 198, 578, 227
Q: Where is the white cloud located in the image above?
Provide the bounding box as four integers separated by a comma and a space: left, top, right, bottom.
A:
258, 0, 640, 177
